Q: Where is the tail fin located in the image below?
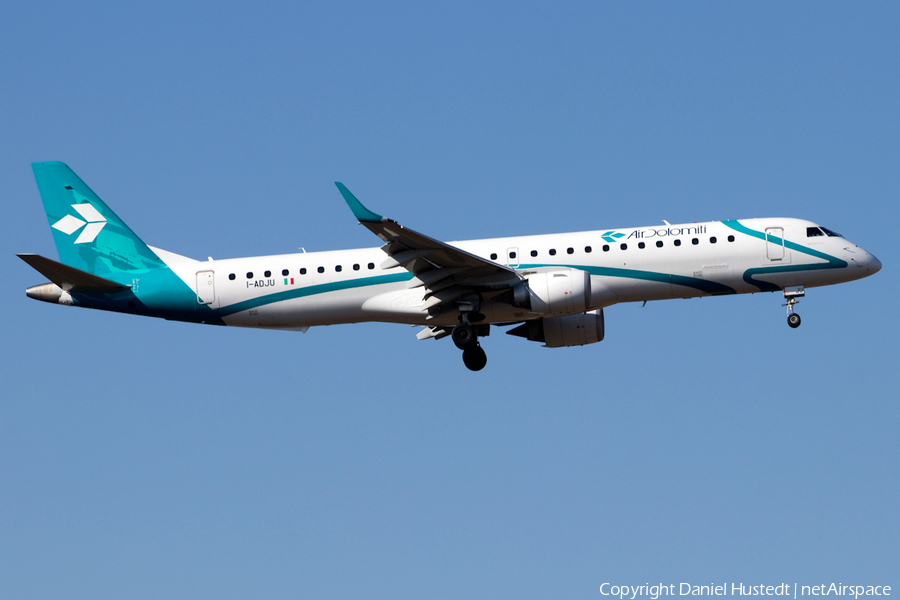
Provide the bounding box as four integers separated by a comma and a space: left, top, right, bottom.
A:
32, 161, 166, 278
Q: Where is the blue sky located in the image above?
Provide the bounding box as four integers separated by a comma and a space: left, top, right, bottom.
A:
2, 2, 897, 598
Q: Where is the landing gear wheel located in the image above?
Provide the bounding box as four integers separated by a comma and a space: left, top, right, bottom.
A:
462, 344, 487, 371
787, 313, 801, 328
452, 322, 476, 349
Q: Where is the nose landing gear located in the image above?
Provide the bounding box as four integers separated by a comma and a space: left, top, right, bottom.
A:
783, 285, 804, 328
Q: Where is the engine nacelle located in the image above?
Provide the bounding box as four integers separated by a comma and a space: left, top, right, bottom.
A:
511, 269, 590, 316
507, 309, 605, 348
507, 269, 618, 316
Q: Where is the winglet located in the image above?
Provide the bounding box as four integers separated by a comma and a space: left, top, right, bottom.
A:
335, 182, 384, 223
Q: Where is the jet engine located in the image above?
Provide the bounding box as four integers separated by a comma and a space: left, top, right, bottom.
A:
506, 269, 616, 316
508, 268, 589, 316
507, 309, 605, 348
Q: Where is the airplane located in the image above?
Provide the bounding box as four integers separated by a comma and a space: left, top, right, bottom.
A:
19, 162, 882, 371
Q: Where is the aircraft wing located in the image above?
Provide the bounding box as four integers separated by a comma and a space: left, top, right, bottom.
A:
335, 183, 522, 289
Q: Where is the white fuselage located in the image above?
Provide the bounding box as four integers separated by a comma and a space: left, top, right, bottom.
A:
160, 217, 879, 331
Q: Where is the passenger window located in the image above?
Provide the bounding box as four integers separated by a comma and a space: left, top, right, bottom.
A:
229, 273, 236, 280
603, 245, 610, 252
353, 264, 360, 271
490, 253, 497, 260
368, 263, 375, 270
674, 239, 681, 247
317, 266, 325, 273
567, 247, 574, 254
692, 238, 699, 245
300, 268, 307, 275
710, 237, 717, 244
246, 272, 253, 279
638, 242, 645, 249
282, 269, 289, 276
728, 235, 735, 242
549, 249, 556, 256
509, 251, 516, 259
807, 227, 825, 237
531, 250, 538, 257
585, 246, 592, 253
264, 270, 271, 277
656, 241, 663, 248
335, 265, 342, 272
620, 243, 627, 250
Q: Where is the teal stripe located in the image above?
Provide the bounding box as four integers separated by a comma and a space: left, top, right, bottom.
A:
215, 272, 412, 317
219, 263, 735, 318
722, 220, 848, 292
215, 258, 741, 319
521, 263, 736, 295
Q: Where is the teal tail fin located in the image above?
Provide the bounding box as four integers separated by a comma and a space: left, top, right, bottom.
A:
32, 162, 166, 278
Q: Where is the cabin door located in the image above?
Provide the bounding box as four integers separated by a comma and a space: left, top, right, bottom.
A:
765, 227, 785, 261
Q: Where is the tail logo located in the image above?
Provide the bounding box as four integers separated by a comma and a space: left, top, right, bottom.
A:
52, 203, 108, 244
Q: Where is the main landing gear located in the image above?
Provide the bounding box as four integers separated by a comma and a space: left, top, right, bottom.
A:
462, 343, 487, 371
783, 285, 804, 329
452, 297, 488, 371
452, 319, 487, 371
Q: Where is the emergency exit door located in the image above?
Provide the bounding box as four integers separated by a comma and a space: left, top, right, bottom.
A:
196, 271, 216, 304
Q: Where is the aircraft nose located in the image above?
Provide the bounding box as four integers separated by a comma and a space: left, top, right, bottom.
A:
868, 252, 882, 275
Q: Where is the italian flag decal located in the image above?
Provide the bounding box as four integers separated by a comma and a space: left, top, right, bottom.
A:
284, 277, 294, 285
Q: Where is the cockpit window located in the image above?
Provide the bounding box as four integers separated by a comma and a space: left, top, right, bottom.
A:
807, 227, 825, 237
821, 227, 842, 238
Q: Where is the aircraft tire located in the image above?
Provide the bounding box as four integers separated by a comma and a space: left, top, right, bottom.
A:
787, 313, 801, 328
462, 345, 487, 371
452, 322, 476, 349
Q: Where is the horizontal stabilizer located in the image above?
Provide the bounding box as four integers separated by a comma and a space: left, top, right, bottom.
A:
17, 253, 130, 292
